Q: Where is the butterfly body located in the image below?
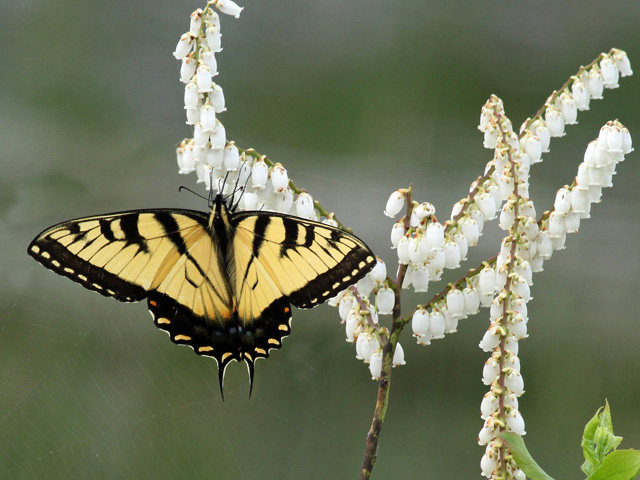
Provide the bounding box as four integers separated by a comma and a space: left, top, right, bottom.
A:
28, 195, 375, 395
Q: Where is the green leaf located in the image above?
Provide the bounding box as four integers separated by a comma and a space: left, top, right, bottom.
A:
582, 401, 625, 475
500, 433, 556, 480
583, 407, 605, 475
586, 449, 640, 480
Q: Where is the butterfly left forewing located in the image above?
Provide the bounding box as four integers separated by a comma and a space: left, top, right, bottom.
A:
28, 210, 206, 302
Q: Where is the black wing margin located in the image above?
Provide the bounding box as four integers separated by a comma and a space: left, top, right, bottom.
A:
27, 209, 210, 303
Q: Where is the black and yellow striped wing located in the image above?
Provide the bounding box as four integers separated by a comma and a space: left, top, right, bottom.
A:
27, 209, 238, 363
230, 211, 376, 373
28, 199, 375, 396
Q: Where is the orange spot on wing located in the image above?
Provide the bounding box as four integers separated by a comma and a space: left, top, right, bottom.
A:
150, 300, 158, 306
284, 307, 290, 313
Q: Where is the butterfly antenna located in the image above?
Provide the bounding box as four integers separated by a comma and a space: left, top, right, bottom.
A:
233, 162, 252, 212
178, 186, 209, 202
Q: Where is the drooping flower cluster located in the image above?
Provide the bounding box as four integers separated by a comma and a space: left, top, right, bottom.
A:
172, 1, 327, 219
474, 53, 631, 477
382, 50, 632, 479
329, 258, 407, 379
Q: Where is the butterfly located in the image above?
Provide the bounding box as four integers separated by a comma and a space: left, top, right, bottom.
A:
28, 192, 375, 397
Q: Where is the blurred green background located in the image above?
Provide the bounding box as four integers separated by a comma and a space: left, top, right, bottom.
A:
1, 0, 639, 478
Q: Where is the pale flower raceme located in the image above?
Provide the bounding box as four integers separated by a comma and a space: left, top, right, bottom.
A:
172, 12, 634, 478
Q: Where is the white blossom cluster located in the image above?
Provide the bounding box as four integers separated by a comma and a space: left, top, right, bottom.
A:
172, 1, 325, 219
382, 50, 633, 479
329, 259, 407, 379
475, 79, 632, 478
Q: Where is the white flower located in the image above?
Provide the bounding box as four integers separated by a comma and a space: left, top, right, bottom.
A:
560, 93, 578, 124
482, 356, 500, 385
356, 273, 374, 297
411, 265, 429, 292
475, 192, 496, 220
522, 133, 542, 163
479, 324, 501, 352
369, 352, 383, 379
414, 202, 435, 221
545, 105, 565, 137
199, 102, 216, 131
396, 236, 411, 265
600, 55, 619, 88
200, 51, 219, 77
411, 308, 430, 337
356, 332, 379, 363
506, 409, 526, 435
570, 187, 589, 213
345, 310, 359, 342
376, 286, 395, 315
196, 64, 213, 92
509, 312, 528, 339
480, 444, 499, 478
180, 55, 197, 83
424, 222, 445, 252
270, 163, 289, 192
480, 391, 499, 419
184, 81, 200, 109
588, 67, 604, 99
189, 8, 203, 35
606, 124, 623, 152
173, 33, 195, 60
408, 236, 427, 265
177, 140, 195, 174
505, 369, 524, 396
613, 49, 633, 76
221, 144, 239, 171
251, 160, 269, 188
478, 417, 499, 445
214, 0, 244, 18
536, 230, 553, 259
429, 311, 445, 339
460, 217, 480, 246
209, 84, 226, 112
478, 267, 496, 296
393, 343, 406, 366
446, 288, 466, 318
338, 293, 356, 321
384, 190, 406, 217
553, 187, 572, 214
499, 202, 515, 231
531, 119, 551, 152
390, 222, 405, 248
463, 287, 480, 315
296, 192, 316, 219
185, 106, 201, 126
443, 241, 461, 269
369, 258, 387, 285
205, 26, 223, 53
454, 232, 468, 261
209, 121, 226, 149
571, 79, 590, 111
483, 123, 499, 149
444, 309, 459, 333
